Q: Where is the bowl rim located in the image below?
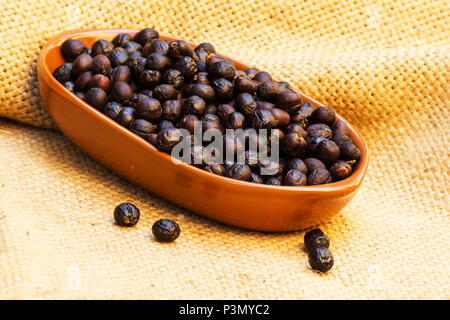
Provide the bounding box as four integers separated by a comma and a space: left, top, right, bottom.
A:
37, 28, 369, 195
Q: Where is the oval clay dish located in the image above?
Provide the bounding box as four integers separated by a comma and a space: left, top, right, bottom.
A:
37, 29, 368, 232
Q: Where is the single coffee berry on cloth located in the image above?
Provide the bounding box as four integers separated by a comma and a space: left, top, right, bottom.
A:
152, 219, 181, 242
114, 203, 140, 226
53, 28, 362, 186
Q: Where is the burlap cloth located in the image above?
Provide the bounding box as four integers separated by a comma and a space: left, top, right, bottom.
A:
0, 0, 448, 299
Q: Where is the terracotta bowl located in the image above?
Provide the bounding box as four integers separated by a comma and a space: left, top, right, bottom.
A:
37, 29, 368, 232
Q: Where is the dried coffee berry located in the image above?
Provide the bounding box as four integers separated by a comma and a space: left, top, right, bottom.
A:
152, 219, 180, 242
236, 93, 257, 115
330, 160, 352, 181
64, 81, 75, 91
339, 143, 361, 161
244, 67, 260, 79
114, 203, 140, 226
332, 120, 349, 136
306, 135, 327, 157
153, 84, 178, 101
250, 172, 264, 184
217, 104, 235, 121
179, 114, 199, 135
139, 69, 162, 88
61, 39, 87, 61
111, 65, 132, 84
174, 56, 198, 80
280, 132, 307, 157
146, 53, 173, 71
130, 119, 157, 140
310, 106, 336, 127
317, 139, 340, 165
190, 84, 216, 103
283, 169, 307, 186
308, 168, 332, 185
205, 104, 217, 115
71, 53, 93, 77
209, 61, 236, 81
182, 95, 206, 117
162, 99, 182, 122
306, 123, 332, 139
195, 42, 215, 54
257, 81, 281, 102
205, 163, 226, 176
126, 56, 147, 77
112, 33, 132, 47
278, 81, 292, 92
157, 127, 184, 153
194, 72, 210, 85
91, 54, 112, 75
234, 76, 258, 95
250, 109, 276, 129
202, 117, 224, 133
265, 177, 282, 185
117, 107, 135, 128
332, 134, 353, 147
253, 71, 272, 83
196, 60, 208, 72
308, 247, 334, 273
135, 96, 162, 121
121, 41, 142, 55
211, 78, 233, 99
285, 158, 307, 175
227, 163, 251, 181
133, 28, 159, 46
148, 133, 158, 147
271, 108, 290, 128
53, 63, 73, 83
142, 39, 169, 56
259, 160, 283, 177
162, 69, 184, 89
74, 71, 93, 91
112, 81, 133, 105
168, 40, 196, 59
304, 228, 330, 252
226, 112, 246, 129
159, 120, 175, 132
285, 123, 307, 139
85, 87, 108, 110
107, 48, 129, 67
291, 102, 316, 127
103, 102, 123, 121
304, 158, 326, 174
88, 74, 110, 92
75, 92, 85, 100
190, 144, 206, 167
91, 39, 114, 57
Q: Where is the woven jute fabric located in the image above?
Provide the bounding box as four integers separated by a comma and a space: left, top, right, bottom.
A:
0, 0, 449, 299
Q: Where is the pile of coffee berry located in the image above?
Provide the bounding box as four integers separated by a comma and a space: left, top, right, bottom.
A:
53, 27, 361, 186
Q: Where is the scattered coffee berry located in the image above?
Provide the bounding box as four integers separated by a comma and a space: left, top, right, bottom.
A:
152, 219, 180, 242
308, 247, 334, 273
304, 228, 330, 252
114, 203, 140, 226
